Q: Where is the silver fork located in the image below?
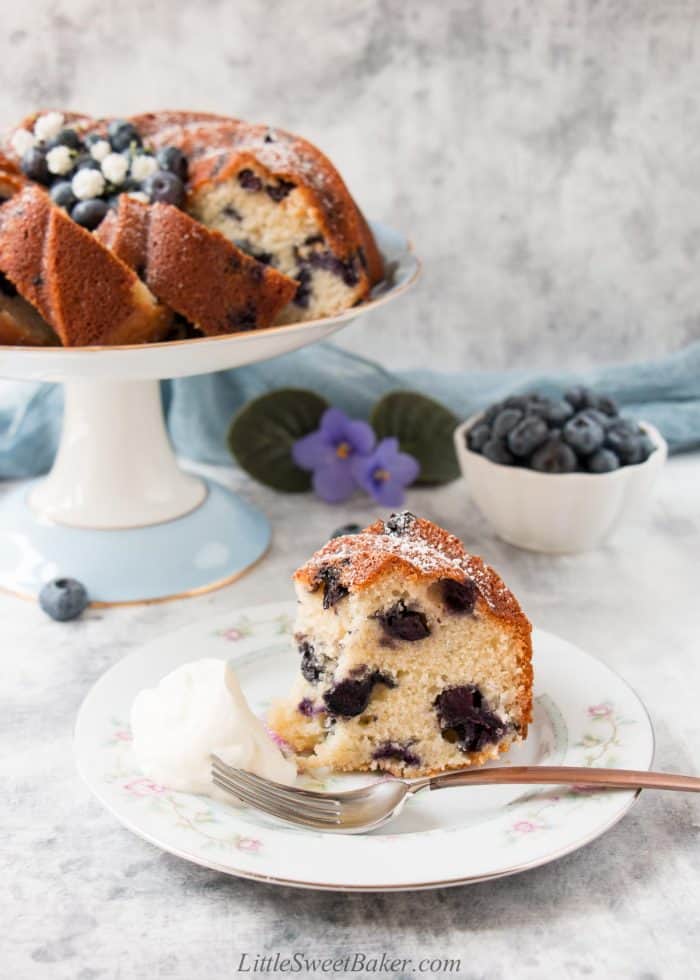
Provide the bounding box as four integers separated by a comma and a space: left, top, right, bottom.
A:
211, 754, 700, 834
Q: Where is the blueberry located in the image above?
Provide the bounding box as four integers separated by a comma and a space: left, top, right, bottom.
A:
606, 420, 649, 463
47, 128, 82, 151
21, 147, 51, 185
372, 742, 421, 767
298, 698, 315, 717
50, 180, 77, 210
143, 170, 185, 207
562, 413, 605, 455
434, 685, 507, 753
440, 578, 477, 614
588, 448, 621, 473
467, 422, 491, 452
482, 439, 515, 466
237, 168, 263, 192
530, 437, 578, 473
564, 385, 593, 411
38, 577, 88, 621
492, 408, 523, 439
507, 415, 549, 457
580, 408, 611, 429
313, 565, 348, 609
592, 394, 618, 416
529, 398, 574, 425
323, 670, 394, 717
330, 523, 362, 538
108, 120, 141, 152
156, 146, 188, 181
375, 600, 430, 642
71, 198, 109, 230
75, 155, 101, 172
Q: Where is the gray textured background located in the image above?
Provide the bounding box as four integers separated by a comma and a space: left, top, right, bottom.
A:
2, 0, 700, 370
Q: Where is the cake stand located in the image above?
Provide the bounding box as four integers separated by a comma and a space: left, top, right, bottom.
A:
0, 222, 419, 605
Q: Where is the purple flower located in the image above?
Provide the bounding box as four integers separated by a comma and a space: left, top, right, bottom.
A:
352, 437, 420, 507
292, 408, 376, 503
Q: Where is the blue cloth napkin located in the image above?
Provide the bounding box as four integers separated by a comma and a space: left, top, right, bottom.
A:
2, 340, 699, 478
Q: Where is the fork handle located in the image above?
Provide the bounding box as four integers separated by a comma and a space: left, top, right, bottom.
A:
428, 766, 700, 793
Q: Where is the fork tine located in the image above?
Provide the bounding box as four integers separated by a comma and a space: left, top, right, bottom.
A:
212, 773, 341, 826
211, 762, 340, 818
211, 762, 340, 815
212, 756, 340, 805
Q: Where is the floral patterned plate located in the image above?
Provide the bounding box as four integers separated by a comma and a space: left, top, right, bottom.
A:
74, 601, 654, 891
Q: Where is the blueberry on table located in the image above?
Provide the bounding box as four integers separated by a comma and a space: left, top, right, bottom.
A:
530, 438, 578, 473
482, 439, 515, 466
506, 416, 549, 457
330, 523, 362, 538
71, 198, 109, 230
562, 413, 605, 455
156, 146, 188, 181
588, 448, 621, 473
50, 180, 77, 210
39, 578, 89, 621
143, 170, 185, 207
492, 408, 523, 439
108, 120, 141, 152
467, 422, 491, 452
21, 147, 51, 185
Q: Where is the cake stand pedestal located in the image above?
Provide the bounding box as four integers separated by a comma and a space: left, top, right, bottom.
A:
0, 222, 418, 604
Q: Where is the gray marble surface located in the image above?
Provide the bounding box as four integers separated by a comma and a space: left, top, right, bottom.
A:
2, 454, 699, 979
2, 1, 700, 369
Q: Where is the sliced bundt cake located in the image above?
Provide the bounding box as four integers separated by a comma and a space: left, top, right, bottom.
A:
269, 513, 533, 777
0, 186, 171, 346
133, 114, 384, 322
96, 196, 297, 334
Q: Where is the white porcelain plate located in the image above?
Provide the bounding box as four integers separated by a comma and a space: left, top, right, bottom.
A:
74, 602, 654, 891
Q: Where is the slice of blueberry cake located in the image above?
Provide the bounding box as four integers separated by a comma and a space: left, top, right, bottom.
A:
269, 513, 533, 776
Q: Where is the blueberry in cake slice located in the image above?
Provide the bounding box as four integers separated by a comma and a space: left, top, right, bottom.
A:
269, 513, 533, 776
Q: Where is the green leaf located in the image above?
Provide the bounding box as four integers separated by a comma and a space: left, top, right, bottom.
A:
227, 389, 329, 492
371, 390, 460, 485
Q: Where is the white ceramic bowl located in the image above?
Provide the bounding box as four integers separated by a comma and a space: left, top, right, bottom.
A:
454, 415, 667, 553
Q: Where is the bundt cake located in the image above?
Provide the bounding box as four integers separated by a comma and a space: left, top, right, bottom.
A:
1, 109, 384, 344
0, 186, 171, 346
96, 196, 297, 335
269, 513, 533, 777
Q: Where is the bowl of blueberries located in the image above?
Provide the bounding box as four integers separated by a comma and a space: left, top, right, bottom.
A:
454, 386, 667, 553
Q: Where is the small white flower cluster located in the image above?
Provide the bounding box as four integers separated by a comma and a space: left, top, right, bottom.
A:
11, 111, 66, 157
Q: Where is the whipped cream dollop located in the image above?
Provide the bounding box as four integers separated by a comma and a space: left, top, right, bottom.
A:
130, 658, 296, 796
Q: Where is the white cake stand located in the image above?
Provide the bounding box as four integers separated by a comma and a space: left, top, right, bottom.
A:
0, 222, 419, 604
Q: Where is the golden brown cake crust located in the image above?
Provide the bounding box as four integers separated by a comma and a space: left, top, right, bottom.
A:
0, 186, 170, 346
